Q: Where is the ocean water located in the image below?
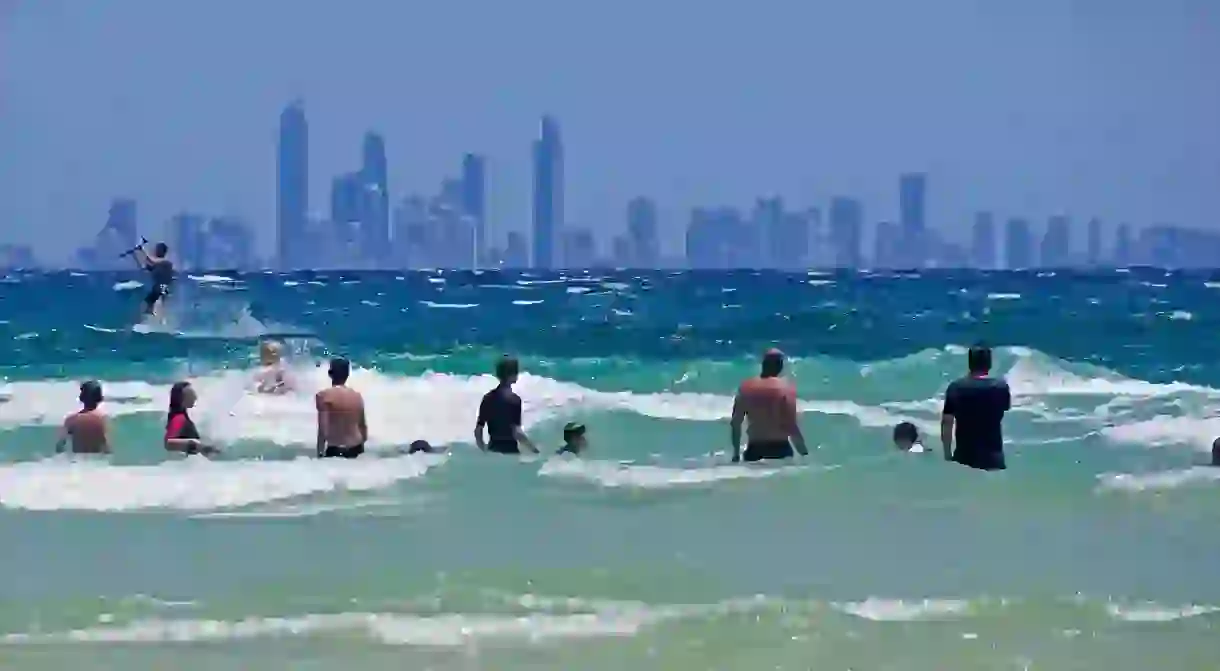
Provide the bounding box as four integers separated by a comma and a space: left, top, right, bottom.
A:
0, 268, 1218, 670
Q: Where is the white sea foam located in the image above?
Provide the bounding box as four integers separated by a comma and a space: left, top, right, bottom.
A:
1105, 602, 1220, 622
0, 453, 445, 512
112, 280, 143, 292
1097, 467, 1220, 493
538, 458, 806, 489
834, 598, 972, 621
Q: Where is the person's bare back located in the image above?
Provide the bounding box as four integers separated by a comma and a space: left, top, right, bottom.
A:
63, 411, 109, 454
730, 349, 808, 462
736, 377, 798, 442
315, 358, 368, 458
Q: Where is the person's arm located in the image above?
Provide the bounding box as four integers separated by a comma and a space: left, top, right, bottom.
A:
729, 389, 745, 462
358, 402, 369, 444
1001, 382, 1012, 412
940, 384, 957, 461
511, 396, 538, 453
315, 393, 328, 458
54, 419, 70, 454
100, 418, 112, 455
785, 389, 808, 456
473, 396, 488, 451
133, 247, 151, 270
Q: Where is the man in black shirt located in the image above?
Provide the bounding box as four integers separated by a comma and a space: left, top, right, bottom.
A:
941, 344, 1012, 471
133, 241, 175, 319
474, 355, 538, 455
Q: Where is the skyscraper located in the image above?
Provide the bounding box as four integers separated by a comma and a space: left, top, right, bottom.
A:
829, 197, 863, 269
276, 101, 309, 269
1041, 215, 1071, 268
532, 115, 564, 269
1115, 223, 1132, 266
626, 196, 659, 267
971, 211, 997, 269
461, 153, 487, 265
899, 173, 926, 267
1086, 218, 1103, 266
360, 132, 389, 267
1005, 218, 1034, 269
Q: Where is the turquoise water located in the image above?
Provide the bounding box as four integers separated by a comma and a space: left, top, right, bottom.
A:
0, 269, 1218, 670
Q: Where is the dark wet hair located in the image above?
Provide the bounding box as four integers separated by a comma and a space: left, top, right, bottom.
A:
761, 348, 785, 376
1212, 437, 1220, 464
154, 242, 168, 256
967, 344, 992, 374
563, 422, 586, 442
79, 380, 103, 408
328, 357, 351, 384
495, 355, 520, 383
167, 381, 191, 427
408, 439, 433, 454
893, 421, 919, 443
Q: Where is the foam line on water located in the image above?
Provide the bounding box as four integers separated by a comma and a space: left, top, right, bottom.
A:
0, 453, 446, 512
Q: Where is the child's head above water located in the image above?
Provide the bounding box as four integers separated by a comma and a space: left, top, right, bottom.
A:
562, 422, 588, 453
893, 421, 921, 452
1212, 437, 1220, 466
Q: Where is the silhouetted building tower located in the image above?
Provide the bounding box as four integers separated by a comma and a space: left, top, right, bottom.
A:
899, 173, 926, 267
532, 116, 564, 269
276, 101, 309, 269
1114, 223, 1133, 266
829, 197, 863, 269
1086, 218, 1103, 267
971, 212, 997, 269
461, 153, 487, 265
1041, 215, 1071, 268
360, 132, 389, 266
169, 212, 208, 270
1005, 218, 1034, 269
626, 196, 660, 267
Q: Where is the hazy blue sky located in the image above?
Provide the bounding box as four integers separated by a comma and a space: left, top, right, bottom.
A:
2, 0, 1217, 261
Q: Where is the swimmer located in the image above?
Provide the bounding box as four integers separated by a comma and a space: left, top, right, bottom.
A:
730, 348, 809, 462
474, 355, 538, 454
253, 340, 292, 394
164, 381, 220, 456
407, 439, 443, 454
132, 241, 174, 321
941, 344, 1011, 471
557, 421, 588, 456
315, 357, 367, 459
54, 380, 111, 454
893, 421, 927, 453
1211, 437, 1220, 466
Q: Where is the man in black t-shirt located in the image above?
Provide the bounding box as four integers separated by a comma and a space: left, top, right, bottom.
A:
941, 344, 1012, 471
474, 355, 539, 455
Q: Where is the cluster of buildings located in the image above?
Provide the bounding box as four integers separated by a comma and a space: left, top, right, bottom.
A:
20, 101, 1220, 271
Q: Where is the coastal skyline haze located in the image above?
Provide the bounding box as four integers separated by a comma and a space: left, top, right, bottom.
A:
2, 0, 1218, 263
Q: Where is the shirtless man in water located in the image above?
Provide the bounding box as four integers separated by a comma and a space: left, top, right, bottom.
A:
55, 380, 110, 454
730, 349, 809, 462
315, 357, 367, 459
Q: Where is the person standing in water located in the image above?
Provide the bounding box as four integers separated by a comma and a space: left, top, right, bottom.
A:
730, 349, 809, 462
315, 357, 368, 459
253, 340, 292, 394
164, 381, 220, 456
941, 344, 1011, 471
54, 380, 111, 454
474, 355, 538, 454
132, 241, 174, 321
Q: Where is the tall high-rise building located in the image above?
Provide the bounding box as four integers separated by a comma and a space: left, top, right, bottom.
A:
1086, 218, 1103, 266
276, 101, 309, 269
829, 197, 863, 269
461, 153, 487, 265
899, 173, 926, 267
1114, 223, 1132, 266
360, 132, 389, 266
169, 212, 208, 270
1041, 215, 1071, 268
971, 211, 997, 269
626, 196, 659, 267
531, 115, 564, 269
1005, 218, 1034, 269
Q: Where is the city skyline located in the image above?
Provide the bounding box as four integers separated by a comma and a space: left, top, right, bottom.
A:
2, 1, 1217, 263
